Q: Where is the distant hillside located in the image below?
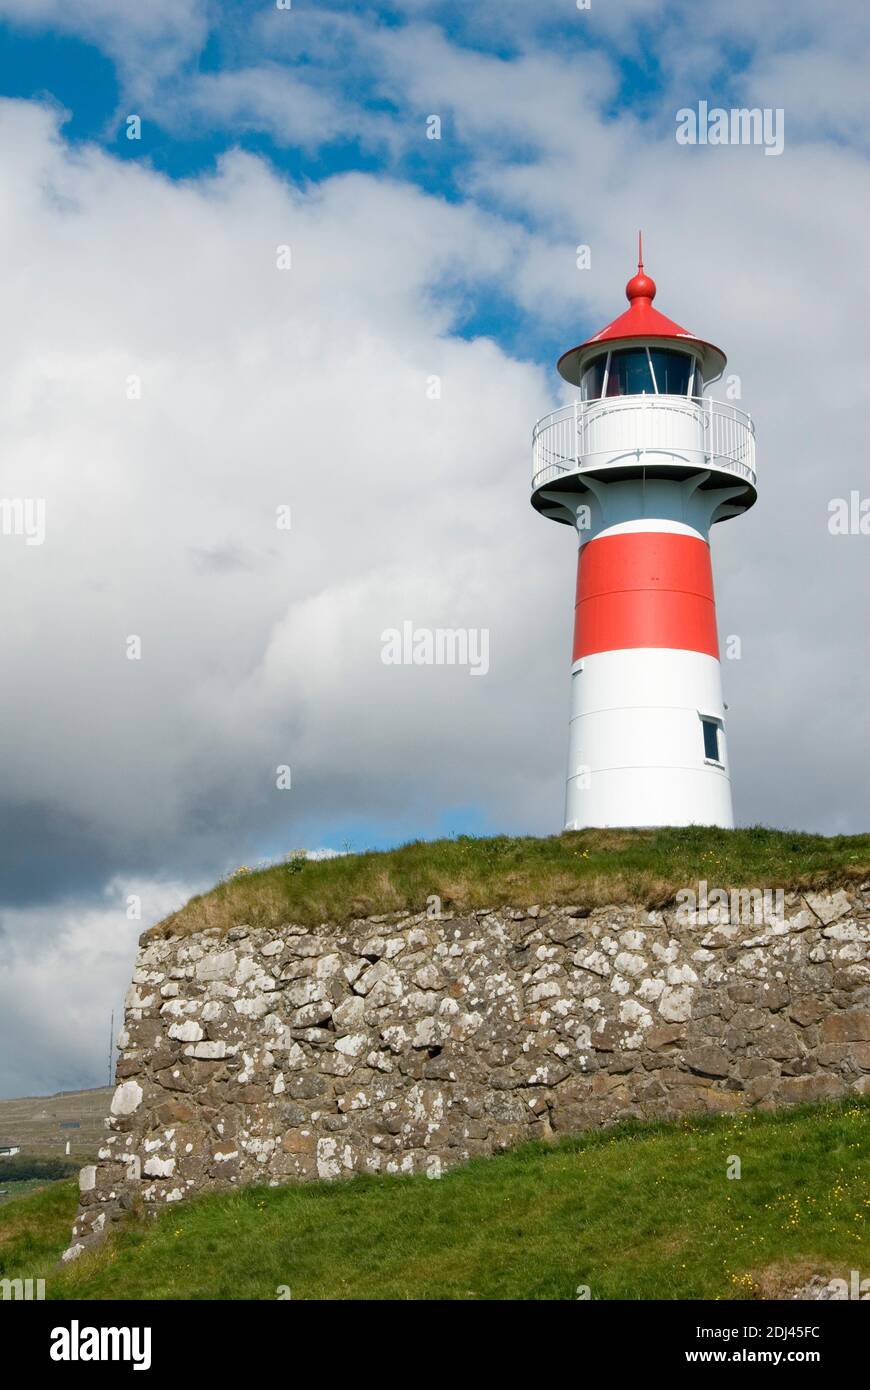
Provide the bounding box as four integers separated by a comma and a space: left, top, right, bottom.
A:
0, 1086, 112, 1160
150, 826, 870, 940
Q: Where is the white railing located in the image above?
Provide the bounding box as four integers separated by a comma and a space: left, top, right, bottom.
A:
531, 396, 756, 491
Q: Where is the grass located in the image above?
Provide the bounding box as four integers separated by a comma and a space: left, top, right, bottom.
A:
148, 826, 870, 940
0, 1178, 71, 1206
0, 1179, 79, 1276
3, 1101, 868, 1300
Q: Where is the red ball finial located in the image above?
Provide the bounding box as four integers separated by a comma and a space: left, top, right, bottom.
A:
626, 230, 656, 303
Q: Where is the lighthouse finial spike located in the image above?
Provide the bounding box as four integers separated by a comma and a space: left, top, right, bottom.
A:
625, 233, 656, 304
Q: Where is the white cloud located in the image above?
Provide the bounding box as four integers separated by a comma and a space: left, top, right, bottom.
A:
0, 0, 207, 102
0, 877, 195, 1097
166, 65, 396, 153
0, 99, 558, 911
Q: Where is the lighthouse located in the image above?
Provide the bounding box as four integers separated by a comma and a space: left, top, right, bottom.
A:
532, 239, 756, 829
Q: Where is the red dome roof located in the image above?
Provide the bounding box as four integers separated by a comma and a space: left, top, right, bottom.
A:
557, 235, 726, 385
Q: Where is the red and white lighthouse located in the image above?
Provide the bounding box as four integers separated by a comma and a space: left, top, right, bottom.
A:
532, 239, 756, 829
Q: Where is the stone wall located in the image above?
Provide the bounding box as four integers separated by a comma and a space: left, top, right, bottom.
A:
66, 885, 870, 1259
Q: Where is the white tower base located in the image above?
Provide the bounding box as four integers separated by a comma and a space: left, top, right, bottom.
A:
565, 647, 733, 829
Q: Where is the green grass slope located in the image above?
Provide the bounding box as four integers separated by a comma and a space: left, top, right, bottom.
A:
3, 1102, 867, 1300
150, 826, 870, 940
0, 1178, 79, 1276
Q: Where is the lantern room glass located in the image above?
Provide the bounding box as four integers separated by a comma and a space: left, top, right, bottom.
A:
648, 349, 694, 395
580, 355, 607, 400
580, 347, 698, 400
606, 349, 653, 396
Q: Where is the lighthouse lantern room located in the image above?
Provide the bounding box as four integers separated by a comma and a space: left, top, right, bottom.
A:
531, 238, 757, 829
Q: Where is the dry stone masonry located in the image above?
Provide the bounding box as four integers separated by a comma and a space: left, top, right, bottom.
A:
66, 886, 870, 1259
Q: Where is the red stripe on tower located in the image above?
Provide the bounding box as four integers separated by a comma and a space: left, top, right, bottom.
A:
573, 531, 719, 660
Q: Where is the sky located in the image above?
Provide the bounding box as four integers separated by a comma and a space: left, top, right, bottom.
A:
0, 0, 868, 1098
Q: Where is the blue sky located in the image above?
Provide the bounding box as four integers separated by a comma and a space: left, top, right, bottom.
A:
0, 0, 868, 1093
0, 1, 798, 365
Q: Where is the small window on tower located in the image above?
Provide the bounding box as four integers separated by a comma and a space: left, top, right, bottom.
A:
701, 718, 721, 762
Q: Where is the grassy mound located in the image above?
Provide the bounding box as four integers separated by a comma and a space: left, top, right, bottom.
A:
149, 826, 870, 940
3, 1101, 868, 1300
